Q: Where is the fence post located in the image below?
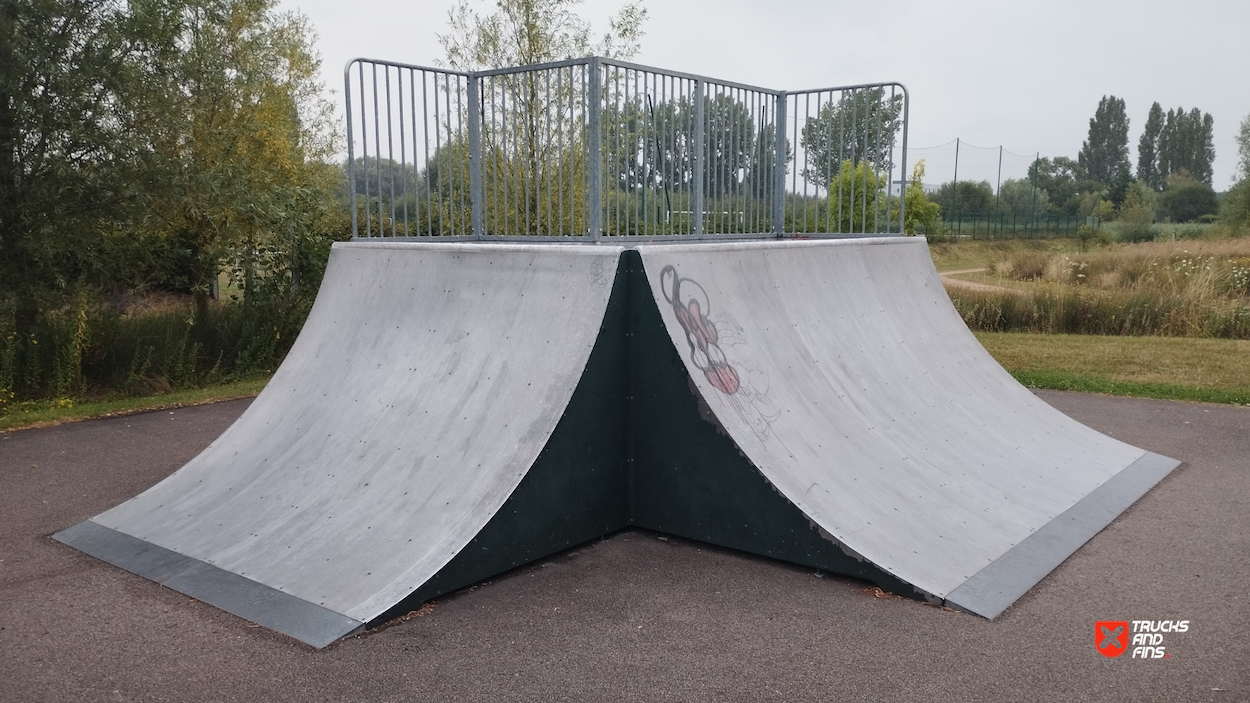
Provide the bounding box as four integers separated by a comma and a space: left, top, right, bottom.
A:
953, 137, 961, 234
467, 73, 484, 240
773, 92, 786, 238
345, 63, 358, 240
692, 78, 705, 237
587, 58, 602, 241
898, 86, 909, 235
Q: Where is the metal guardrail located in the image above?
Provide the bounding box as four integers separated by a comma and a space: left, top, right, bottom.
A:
345, 57, 908, 240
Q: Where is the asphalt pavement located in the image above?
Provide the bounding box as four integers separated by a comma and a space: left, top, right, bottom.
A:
1, 391, 1246, 702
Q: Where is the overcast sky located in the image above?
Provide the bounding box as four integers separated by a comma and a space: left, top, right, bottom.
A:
279, 0, 1249, 188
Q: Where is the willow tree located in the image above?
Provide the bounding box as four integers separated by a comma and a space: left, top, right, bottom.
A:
0, 0, 186, 395
140, 0, 338, 315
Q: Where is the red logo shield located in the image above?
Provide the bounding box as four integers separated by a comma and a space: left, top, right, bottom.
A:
1096, 621, 1129, 658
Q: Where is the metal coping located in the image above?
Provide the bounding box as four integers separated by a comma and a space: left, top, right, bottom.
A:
943, 451, 1182, 618
53, 521, 365, 648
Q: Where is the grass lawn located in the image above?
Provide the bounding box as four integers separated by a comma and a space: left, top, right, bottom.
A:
976, 332, 1250, 405
0, 376, 271, 432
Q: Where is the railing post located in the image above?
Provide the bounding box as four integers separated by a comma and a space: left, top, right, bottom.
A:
345, 62, 358, 240
773, 92, 787, 238
467, 73, 484, 240
898, 85, 909, 235
587, 58, 602, 240
692, 79, 705, 237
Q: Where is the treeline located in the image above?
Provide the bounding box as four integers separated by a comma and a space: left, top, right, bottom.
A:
1, 0, 346, 406
927, 96, 1250, 242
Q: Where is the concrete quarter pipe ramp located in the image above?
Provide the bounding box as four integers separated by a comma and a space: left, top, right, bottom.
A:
634, 238, 1179, 617
56, 242, 624, 647
56, 238, 1179, 646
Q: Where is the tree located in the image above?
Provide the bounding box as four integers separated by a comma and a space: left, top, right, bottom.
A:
0, 0, 184, 395
1157, 107, 1215, 185
139, 0, 339, 318
1078, 95, 1131, 199
903, 161, 941, 235
827, 160, 885, 233
1236, 112, 1250, 182
995, 178, 1051, 216
798, 87, 903, 187
1223, 113, 1250, 232
438, 0, 646, 70
1118, 180, 1156, 242
1028, 156, 1096, 215
744, 120, 791, 205
1137, 102, 1165, 190
436, 0, 647, 235
699, 94, 755, 199
1158, 169, 1217, 223
932, 180, 994, 216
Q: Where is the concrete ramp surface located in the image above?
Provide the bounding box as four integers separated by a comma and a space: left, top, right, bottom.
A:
57, 237, 1180, 645
635, 238, 1179, 617
57, 242, 621, 646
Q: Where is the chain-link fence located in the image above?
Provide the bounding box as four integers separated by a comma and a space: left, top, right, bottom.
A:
908, 139, 1083, 237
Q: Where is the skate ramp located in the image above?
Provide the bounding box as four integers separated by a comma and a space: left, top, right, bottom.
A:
634, 238, 1180, 617
56, 237, 1182, 645
56, 242, 623, 646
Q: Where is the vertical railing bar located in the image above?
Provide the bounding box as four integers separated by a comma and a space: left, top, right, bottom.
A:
486, 75, 495, 236
493, 74, 499, 236
868, 87, 879, 234
408, 69, 419, 236
433, 70, 444, 237
384, 68, 394, 236
855, 89, 866, 234
385, 66, 396, 235
523, 71, 531, 238
398, 68, 408, 235
587, 58, 602, 240
370, 62, 380, 235
836, 90, 847, 234
541, 69, 550, 236
885, 86, 896, 233
805, 88, 815, 231
372, 64, 384, 237
898, 84, 909, 237
773, 91, 786, 238
692, 78, 704, 238
500, 76, 509, 236
345, 62, 358, 239
467, 73, 483, 240
560, 69, 570, 236
620, 68, 628, 237
607, 66, 616, 236
421, 71, 432, 236
790, 93, 799, 236
456, 75, 467, 237
713, 85, 722, 234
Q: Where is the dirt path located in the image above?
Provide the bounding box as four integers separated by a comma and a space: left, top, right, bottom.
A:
938, 266, 1016, 294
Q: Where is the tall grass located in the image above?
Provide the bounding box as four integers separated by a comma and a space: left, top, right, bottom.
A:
0, 294, 306, 415
952, 237, 1250, 339
951, 288, 1250, 337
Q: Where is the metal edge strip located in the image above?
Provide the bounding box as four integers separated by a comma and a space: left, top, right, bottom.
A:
53, 520, 364, 648
943, 451, 1182, 619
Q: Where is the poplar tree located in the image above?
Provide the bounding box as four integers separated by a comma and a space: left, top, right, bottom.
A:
1078, 95, 1131, 198
1157, 107, 1215, 186
1136, 102, 1165, 190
